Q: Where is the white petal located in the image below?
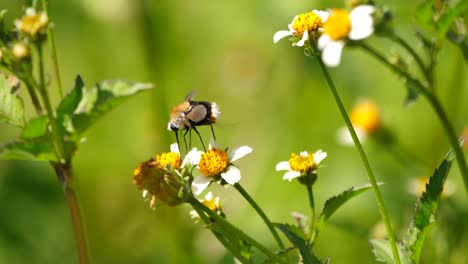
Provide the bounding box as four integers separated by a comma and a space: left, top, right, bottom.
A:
313, 10, 329, 23
205, 191, 213, 200
273, 30, 293, 43
142, 190, 148, 198
221, 166, 241, 185
349, 5, 375, 40
25, 8, 36, 16
299, 151, 309, 157
170, 143, 180, 155
313, 150, 327, 165
228, 146, 253, 162
288, 16, 298, 31
317, 34, 330, 50
209, 136, 220, 150
275, 161, 291, 171
283, 171, 301, 181
189, 209, 200, 220
296, 30, 309, 47
191, 175, 212, 196
321, 39, 345, 67
182, 148, 202, 168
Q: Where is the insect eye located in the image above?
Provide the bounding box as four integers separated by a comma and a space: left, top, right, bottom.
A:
170, 123, 179, 131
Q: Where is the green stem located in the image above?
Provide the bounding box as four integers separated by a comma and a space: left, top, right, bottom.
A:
305, 184, 315, 244
387, 32, 427, 80
52, 162, 90, 264
234, 183, 285, 250
316, 57, 401, 264
36, 43, 65, 161
189, 197, 286, 264
359, 42, 468, 196
23, 76, 43, 115
41, 0, 64, 98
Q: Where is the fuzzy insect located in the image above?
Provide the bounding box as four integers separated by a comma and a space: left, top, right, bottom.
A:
168, 91, 220, 151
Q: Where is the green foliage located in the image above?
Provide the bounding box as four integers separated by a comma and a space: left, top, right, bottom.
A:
0, 74, 25, 127
405, 151, 454, 264
209, 221, 253, 263
276, 224, 321, 264
0, 140, 56, 161
315, 183, 375, 237
370, 239, 411, 264
20, 116, 48, 139
436, 1, 468, 37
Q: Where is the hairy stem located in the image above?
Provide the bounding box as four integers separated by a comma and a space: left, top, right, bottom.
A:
306, 184, 315, 244
234, 183, 285, 250
316, 57, 401, 264
190, 197, 286, 264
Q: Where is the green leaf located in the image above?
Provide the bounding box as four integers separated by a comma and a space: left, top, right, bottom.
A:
370, 239, 411, 264
405, 150, 454, 264
57, 75, 84, 132
436, 0, 468, 36
208, 221, 252, 263
416, 1, 435, 28
0, 74, 25, 127
315, 183, 376, 237
404, 80, 420, 106
0, 140, 57, 162
276, 223, 322, 264
71, 79, 154, 138
20, 116, 48, 139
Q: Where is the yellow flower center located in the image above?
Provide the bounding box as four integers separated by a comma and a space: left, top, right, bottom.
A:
292, 12, 323, 37
323, 9, 351, 40
133, 159, 162, 195
350, 100, 381, 133
155, 152, 182, 170
288, 153, 316, 173
199, 148, 229, 177
17, 12, 48, 37
202, 198, 219, 211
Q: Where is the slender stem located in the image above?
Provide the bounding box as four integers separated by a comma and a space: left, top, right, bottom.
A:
23, 76, 43, 115
41, 0, 64, 98
359, 42, 468, 196
305, 184, 315, 244
234, 183, 285, 250
52, 162, 89, 264
316, 58, 401, 264
36, 43, 65, 161
190, 197, 286, 264
387, 32, 427, 80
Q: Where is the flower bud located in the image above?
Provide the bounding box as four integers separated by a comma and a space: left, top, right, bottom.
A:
15, 8, 49, 38
133, 158, 190, 207
12, 43, 29, 60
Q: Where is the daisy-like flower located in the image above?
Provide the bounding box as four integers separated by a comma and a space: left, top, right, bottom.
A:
276, 150, 327, 181
318, 5, 375, 67
189, 192, 223, 222
133, 143, 199, 208
191, 138, 252, 195
273, 10, 329, 47
337, 99, 381, 145
15, 8, 48, 38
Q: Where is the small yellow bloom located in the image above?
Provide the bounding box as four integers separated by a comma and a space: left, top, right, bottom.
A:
189, 192, 223, 222
155, 144, 182, 171
276, 150, 327, 181
12, 43, 29, 60
15, 8, 48, 38
198, 148, 229, 177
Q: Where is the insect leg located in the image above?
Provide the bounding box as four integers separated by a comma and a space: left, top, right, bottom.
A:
183, 129, 189, 154
192, 126, 206, 152
174, 131, 181, 153
210, 124, 216, 140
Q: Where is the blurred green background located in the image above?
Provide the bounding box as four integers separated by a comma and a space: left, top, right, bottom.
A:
0, 0, 467, 263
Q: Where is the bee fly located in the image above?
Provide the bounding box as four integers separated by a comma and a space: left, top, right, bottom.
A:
168, 91, 220, 151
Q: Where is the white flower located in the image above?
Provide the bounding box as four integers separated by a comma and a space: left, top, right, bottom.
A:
318, 5, 375, 67
273, 10, 329, 47
191, 137, 253, 195
276, 150, 327, 181
189, 192, 222, 222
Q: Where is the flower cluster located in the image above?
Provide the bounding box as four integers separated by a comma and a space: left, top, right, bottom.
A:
276, 149, 327, 182
274, 4, 375, 66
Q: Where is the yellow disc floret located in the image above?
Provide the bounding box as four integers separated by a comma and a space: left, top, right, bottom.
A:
323, 9, 351, 40
350, 100, 381, 134
202, 197, 220, 211
16, 9, 48, 38
292, 12, 323, 37
288, 152, 316, 173
155, 152, 182, 170
199, 148, 229, 177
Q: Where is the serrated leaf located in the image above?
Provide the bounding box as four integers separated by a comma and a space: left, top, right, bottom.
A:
315, 183, 375, 237
71, 80, 154, 138
57, 75, 84, 131
437, 0, 468, 36
371, 239, 412, 264
405, 150, 454, 264
0, 140, 57, 162
276, 223, 321, 264
0, 74, 25, 127
21, 116, 48, 139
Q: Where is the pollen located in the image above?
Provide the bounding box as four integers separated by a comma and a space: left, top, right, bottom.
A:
156, 152, 182, 170
292, 12, 323, 37
199, 148, 229, 177
350, 100, 381, 134
288, 152, 316, 173
323, 9, 351, 40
